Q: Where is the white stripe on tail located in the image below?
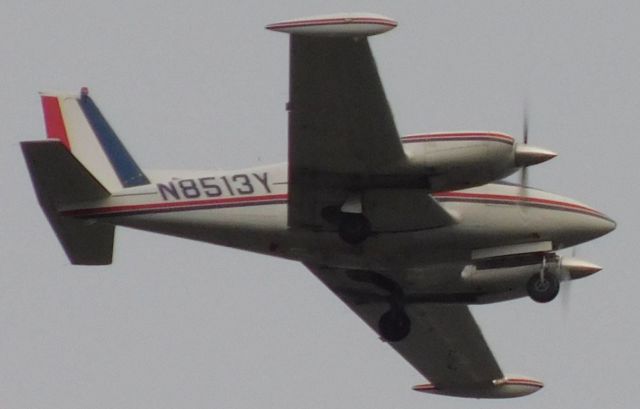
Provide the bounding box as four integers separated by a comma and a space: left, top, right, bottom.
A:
40, 87, 149, 192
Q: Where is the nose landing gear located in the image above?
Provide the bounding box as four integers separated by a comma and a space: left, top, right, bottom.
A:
526, 256, 560, 303
526, 274, 560, 303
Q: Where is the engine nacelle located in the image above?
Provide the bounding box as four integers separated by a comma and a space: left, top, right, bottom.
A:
459, 252, 602, 304
401, 132, 555, 191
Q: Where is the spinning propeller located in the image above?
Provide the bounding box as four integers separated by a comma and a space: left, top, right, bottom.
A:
514, 107, 603, 307
558, 247, 602, 311
560, 247, 577, 311
514, 104, 556, 204
514, 105, 557, 186
520, 105, 530, 188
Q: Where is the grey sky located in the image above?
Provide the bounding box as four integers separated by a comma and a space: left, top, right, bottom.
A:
2, 1, 637, 408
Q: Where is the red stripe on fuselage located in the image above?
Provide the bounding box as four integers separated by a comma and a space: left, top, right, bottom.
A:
62, 190, 606, 222
41, 96, 70, 149
62, 193, 289, 217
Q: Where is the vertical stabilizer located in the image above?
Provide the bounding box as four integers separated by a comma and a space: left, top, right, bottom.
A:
40, 88, 149, 192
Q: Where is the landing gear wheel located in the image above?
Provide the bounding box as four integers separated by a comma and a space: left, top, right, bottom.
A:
526, 273, 560, 303
378, 309, 411, 342
338, 213, 371, 245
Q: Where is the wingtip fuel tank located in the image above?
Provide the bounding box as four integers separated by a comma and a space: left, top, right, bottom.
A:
266, 13, 397, 37
413, 376, 543, 399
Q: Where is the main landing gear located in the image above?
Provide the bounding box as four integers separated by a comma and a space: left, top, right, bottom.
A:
338, 213, 371, 245
379, 308, 411, 342
322, 205, 372, 245
526, 256, 560, 303
346, 269, 412, 342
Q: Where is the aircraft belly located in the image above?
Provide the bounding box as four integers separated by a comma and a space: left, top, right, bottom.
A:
103, 202, 527, 267
105, 204, 292, 257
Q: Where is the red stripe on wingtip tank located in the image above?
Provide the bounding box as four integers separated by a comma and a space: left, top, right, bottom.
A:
41, 96, 70, 149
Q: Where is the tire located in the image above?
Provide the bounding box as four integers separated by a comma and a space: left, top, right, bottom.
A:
338, 213, 371, 245
378, 309, 411, 342
526, 273, 560, 303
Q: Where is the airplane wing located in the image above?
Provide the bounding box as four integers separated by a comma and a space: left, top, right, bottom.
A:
287, 33, 418, 229
271, 15, 457, 231
305, 263, 542, 398
288, 35, 405, 175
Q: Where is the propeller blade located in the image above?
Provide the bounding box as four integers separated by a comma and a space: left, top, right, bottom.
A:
523, 104, 529, 145
560, 273, 571, 313
520, 165, 528, 188
519, 102, 530, 203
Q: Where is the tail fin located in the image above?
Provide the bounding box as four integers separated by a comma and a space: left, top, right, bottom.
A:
22, 88, 148, 265
40, 88, 149, 192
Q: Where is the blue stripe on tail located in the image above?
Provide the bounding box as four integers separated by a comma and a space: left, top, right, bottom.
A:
79, 94, 150, 187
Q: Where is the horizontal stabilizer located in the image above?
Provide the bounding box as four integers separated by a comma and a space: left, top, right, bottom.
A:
21, 140, 114, 265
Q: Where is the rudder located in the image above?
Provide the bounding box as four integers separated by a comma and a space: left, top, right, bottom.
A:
40, 88, 149, 192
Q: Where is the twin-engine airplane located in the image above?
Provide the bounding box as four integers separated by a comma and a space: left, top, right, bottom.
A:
22, 13, 615, 399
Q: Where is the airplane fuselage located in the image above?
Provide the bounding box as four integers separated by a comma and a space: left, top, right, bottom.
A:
23, 13, 616, 398
62, 155, 614, 304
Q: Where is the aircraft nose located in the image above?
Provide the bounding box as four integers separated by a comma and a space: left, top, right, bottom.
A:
554, 198, 616, 247
588, 212, 616, 239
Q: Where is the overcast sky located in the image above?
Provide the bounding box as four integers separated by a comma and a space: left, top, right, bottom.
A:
2, 1, 638, 408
